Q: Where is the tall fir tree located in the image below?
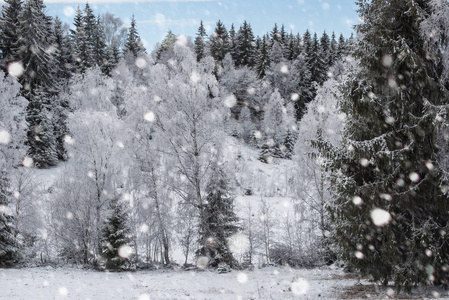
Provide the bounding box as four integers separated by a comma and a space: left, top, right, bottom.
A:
235, 21, 255, 68
194, 20, 207, 62
316, 0, 449, 290
228, 23, 237, 62
308, 33, 327, 85
255, 35, 270, 79
100, 195, 132, 271
71, 6, 93, 73
124, 15, 145, 58
196, 166, 239, 268
209, 20, 230, 64
0, 172, 20, 267
0, 0, 22, 72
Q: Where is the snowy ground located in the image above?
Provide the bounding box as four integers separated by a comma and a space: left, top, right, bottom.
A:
2, 266, 449, 300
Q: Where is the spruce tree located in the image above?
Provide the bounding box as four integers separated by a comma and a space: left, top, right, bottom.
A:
316, 0, 449, 290
255, 35, 270, 79
194, 20, 207, 62
197, 166, 239, 268
124, 15, 145, 58
320, 31, 331, 69
228, 23, 237, 62
308, 33, 327, 85
25, 90, 59, 168
17, 0, 58, 94
100, 196, 131, 271
209, 20, 229, 64
71, 6, 92, 73
235, 21, 255, 68
53, 17, 74, 80
0, 172, 20, 267
0, 0, 22, 72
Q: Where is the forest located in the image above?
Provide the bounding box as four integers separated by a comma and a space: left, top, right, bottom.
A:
1, 0, 449, 294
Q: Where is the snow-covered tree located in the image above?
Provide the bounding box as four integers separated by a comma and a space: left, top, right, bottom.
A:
0, 0, 22, 72
196, 165, 239, 268
100, 195, 132, 270
315, 0, 449, 289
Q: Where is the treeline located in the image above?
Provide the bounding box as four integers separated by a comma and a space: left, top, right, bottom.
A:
0, 0, 351, 271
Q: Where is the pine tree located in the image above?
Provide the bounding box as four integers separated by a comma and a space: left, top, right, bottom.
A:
209, 20, 229, 64
291, 54, 313, 120
0, 0, 22, 72
336, 33, 347, 60
197, 166, 239, 268
124, 15, 145, 58
320, 31, 331, 68
229, 23, 237, 62
302, 29, 312, 58
100, 196, 132, 271
0, 172, 20, 267
329, 32, 338, 66
93, 15, 108, 72
283, 129, 295, 159
194, 20, 207, 62
308, 33, 327, 85
270, 23, 280, 45
156, 30, 176, 62
255, 35, 270, 79
53, 17, 74, 80
25, 90, 59, 168
71, 6, 92, 73
235, 21, 255, 68
17, 0, 58, 94
315, 0, 449, 290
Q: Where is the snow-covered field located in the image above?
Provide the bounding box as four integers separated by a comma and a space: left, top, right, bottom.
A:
0, 266, 353, 299
2, 266, 449, 300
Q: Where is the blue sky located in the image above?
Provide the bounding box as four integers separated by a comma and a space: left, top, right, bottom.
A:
42, 0, 359, 51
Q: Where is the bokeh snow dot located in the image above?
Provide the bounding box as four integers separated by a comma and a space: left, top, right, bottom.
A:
23, 157, 33, 168
63, 6, 75, 17
0, 130, 11, 145
144, 111, 155, 122
58, 286, 68, 296
352, 196, 363, 206
291, 278, 310, 295
236, 272, 248, 283
196, 256, 209, 269
370, 208, 391, 227
118, 245, 132, 259
135, 57, 147, 69
227, 233, 250, 256
224, 95, 237, 108
138, 294, 151, 300
409, 172, 420, 183
7, 61, 24, 78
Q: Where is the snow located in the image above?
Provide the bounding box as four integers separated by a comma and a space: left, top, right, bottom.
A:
0, 266, 362, 300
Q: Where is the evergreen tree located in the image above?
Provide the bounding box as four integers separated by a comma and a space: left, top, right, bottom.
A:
124, 15, 145, 58
283, 129, 295, 159
336, 33, 347, 59
302, 29, 312, 58
25, 90, 59, 168
17, 0, 58, 94
255, 35, 270, 79
71, 6, 92, 73
291, 54, 313, 120
197, 166, 239, 268
235, 21, 255, 68
156, 30, 176, 62
320, 31, 331, 68
53, 17, 74, 80
308, 33, 327, 85
100, 195, 132, 271
270, 23, 280, 45
194, 20, 207, 62
93, 15, 108, 71
0, 172, 20, 267
269, 40, 284, 65
0, 0, 22, 72
329, 32, 338, 66
228, 23, 237, 62
316, 0, 449, 290
209, 20, 229, 64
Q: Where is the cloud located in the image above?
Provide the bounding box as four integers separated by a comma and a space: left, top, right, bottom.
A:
44, 0, 217, 3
